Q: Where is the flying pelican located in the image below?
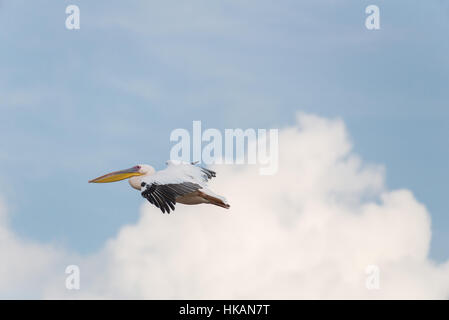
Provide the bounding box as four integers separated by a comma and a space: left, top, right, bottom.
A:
89, 160, 230, 214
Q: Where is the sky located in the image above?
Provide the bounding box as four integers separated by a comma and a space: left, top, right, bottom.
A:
0, 0, 448, 298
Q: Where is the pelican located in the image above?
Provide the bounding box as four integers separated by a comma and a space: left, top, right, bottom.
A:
89, 160, 230, 214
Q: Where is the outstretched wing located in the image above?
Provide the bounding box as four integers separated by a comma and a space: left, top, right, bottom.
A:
140, 161, 216, 213
141, 181, 202, 214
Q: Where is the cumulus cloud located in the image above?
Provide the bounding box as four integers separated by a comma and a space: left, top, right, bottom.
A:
0, 200, 70, 298
2, 113, 449, 299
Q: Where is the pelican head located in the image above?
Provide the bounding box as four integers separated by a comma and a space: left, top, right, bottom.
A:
89, 164, 154, 190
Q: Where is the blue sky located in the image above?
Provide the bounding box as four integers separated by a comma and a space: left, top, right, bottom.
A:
0, 0, 448, 261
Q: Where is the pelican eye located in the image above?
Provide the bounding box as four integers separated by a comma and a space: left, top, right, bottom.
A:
141, 182, 146, 187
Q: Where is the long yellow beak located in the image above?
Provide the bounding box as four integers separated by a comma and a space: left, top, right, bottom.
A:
89, 166, 143, 183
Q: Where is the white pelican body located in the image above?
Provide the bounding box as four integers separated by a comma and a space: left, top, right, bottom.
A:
89, 161, 230, 214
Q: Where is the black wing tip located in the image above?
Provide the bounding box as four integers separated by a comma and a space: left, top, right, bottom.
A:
200, 167, 216, 180
141, 183, 178, 214
190, 162, 216, 179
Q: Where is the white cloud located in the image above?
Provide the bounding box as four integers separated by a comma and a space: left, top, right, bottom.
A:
2, 113, 449, 299
0, 199, 70, 298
